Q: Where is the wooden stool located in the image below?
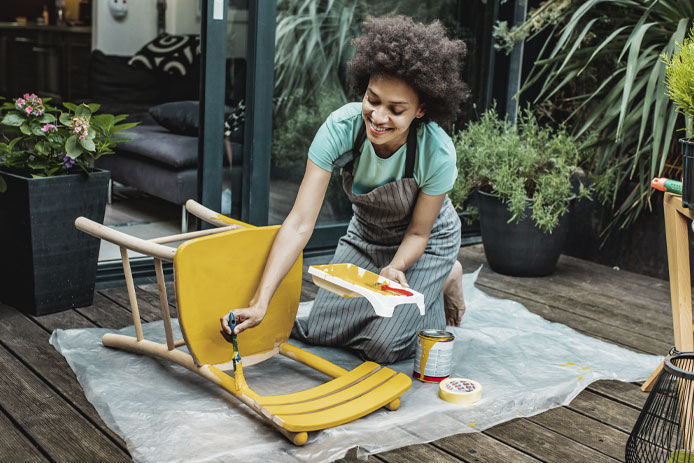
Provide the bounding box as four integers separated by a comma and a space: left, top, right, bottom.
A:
642, 193, 694, 391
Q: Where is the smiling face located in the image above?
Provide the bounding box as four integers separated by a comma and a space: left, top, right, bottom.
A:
362, 75, 425, 157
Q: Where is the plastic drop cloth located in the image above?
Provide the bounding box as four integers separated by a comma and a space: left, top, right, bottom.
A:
50, 267, 662, 463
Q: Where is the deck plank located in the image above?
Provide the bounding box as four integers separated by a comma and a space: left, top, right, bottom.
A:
0, 410, 49, 463
29, 308, 95, 333
484, 418, 620, 462
528, 405, 628, 460
376, 443, 465, 462
568, 390, 640, 433
434, 432, 540, 462
479, 284, 670, 355
75, 292, 134, 329
99, 285, 176, 322
0, 303, 127, 450
587, 380, 648, 410
0, 341, 129, 461
459, 246, 674, 332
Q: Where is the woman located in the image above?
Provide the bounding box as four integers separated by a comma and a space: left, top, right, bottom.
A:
222, 16, 468, 363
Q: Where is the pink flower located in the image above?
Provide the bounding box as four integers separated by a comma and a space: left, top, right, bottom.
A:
79, 135, 86, 140
15, 98, 25, 107
25, 106, 33, 115
23, 93, 30, 99
41, 124, 57, 132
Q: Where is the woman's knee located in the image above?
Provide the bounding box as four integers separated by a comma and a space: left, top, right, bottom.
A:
361, 336, 415, 364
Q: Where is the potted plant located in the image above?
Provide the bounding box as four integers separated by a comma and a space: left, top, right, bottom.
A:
662, 24, 694, 209
0, 93, 136, 315
450, 106, 590, 277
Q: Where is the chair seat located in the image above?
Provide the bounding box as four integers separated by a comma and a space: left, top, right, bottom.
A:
273, 367, 411, 432
266, 362, 412, 432
209, 361, 411, 433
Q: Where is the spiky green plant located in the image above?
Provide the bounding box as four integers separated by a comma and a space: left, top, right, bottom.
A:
662, 24, 694, 138
496, 0, 694, 235
274, 0, 366, 118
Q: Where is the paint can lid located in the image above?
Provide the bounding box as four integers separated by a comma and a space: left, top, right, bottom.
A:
438, 378, 482, 404
418, 329, 455, 340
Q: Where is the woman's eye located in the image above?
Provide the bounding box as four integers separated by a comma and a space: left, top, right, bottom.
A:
392, 110, 404, 116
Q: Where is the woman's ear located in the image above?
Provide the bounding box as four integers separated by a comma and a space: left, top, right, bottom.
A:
415, 104, 426, 119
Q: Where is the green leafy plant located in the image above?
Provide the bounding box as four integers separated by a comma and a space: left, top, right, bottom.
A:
0, 93, 136, 192
450, 106, 590, 233
272, 87, 346, 169
662, 24, 694, 139
495, 0, 694, 234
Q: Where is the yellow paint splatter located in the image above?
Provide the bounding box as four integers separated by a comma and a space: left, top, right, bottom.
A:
578, 376, 584, 382
516, 410, 523, 414
469, 422, 476, 428
582, 367, 590, 370
565, 362, 576, 366
311, 264, 395, 295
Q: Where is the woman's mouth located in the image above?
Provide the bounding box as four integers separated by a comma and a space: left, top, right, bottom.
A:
369, 120, 391, 135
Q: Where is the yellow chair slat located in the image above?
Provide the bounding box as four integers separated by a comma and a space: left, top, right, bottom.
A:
264, 367, 395, 415
174, 226, 302, 365
277, 372, 412, 432
257, 361, 380, 406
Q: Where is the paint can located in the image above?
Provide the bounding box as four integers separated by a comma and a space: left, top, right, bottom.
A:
413, 329, 454, 382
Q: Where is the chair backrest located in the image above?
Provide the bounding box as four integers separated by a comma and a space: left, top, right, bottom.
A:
174, 225, 302, 366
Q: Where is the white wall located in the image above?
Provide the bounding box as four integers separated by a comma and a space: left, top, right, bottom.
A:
92, 0, 201, 56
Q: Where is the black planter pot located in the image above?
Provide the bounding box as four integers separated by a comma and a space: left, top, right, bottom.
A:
680, 138, 694, 209
0, 169, 110, 315
478, 190, 570, 277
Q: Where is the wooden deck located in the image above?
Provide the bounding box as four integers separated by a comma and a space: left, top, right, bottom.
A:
0, 244, 674, 462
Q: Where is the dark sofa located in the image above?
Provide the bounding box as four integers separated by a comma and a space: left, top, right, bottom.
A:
88, 49, 245, 224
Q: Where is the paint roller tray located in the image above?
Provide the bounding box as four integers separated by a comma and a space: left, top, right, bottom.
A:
308, 263, 425, 317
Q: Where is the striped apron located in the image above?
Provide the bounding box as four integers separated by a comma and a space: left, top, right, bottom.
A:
293, 122, 461, 363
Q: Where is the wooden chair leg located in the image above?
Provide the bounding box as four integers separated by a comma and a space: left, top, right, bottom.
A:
120, 247, 144, 341
154, 258, 175, 350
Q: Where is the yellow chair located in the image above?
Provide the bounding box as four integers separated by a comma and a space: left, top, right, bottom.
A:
75, 200, 411, 445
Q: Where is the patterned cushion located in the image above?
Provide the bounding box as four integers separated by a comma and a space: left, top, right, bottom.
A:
224, 100, 246, 140
128, 34, 201, 76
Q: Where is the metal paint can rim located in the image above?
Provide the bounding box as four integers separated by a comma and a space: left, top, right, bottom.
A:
418, 329, 455, 341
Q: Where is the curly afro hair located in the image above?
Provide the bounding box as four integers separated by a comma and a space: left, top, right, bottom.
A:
349, 16, 469, 128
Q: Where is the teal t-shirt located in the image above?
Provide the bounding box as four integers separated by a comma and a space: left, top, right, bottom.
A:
308, 103, 458, 195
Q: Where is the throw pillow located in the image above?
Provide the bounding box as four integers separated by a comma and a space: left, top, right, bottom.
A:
149, 100, 245, 142
224, 100, 246, 143
149, 101, 200, 136
129, 34, 201, 77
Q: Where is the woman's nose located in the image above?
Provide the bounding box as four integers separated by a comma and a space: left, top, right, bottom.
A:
372, 107, 388, 124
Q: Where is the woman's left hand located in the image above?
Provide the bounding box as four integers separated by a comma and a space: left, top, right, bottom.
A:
380, 265, 409, 288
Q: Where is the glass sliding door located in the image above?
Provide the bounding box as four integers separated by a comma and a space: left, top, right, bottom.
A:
268, 0, 484, 254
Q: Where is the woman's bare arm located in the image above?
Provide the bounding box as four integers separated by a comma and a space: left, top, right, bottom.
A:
380, 192, 446, 286
221, 160, 332, 335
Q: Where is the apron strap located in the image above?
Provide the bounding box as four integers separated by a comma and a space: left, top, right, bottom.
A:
333, 122, 366, 171
333, 119, 418, 179
404, 121, 418, 179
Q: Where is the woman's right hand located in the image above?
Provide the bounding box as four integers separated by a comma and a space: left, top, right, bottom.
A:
220, 305, 267, 340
